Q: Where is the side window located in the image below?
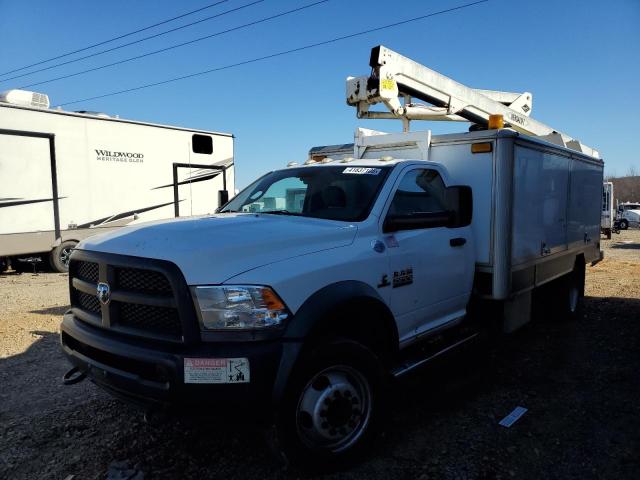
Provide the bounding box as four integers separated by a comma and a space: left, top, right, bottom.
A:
192, 134, 213, 154
386, 168, 450, 230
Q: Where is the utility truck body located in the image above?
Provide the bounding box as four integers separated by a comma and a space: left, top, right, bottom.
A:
59, 46, 603, 466
0, 91, 234, 272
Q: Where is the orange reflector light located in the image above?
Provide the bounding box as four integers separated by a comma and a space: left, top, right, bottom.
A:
488, 114, 504, 129
471, 142, 493, 154
261, 288, 286, 311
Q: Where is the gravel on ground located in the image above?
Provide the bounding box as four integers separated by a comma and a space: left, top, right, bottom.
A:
1, 230, 639, 479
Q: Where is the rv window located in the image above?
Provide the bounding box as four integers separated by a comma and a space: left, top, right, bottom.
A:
192, 134, 213, 154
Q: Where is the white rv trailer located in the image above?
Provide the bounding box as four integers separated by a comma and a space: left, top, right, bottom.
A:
0, 90, 234, 272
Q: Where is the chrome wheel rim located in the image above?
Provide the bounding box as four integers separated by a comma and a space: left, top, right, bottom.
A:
295, 365, 372, 452
60, 247, 73, 267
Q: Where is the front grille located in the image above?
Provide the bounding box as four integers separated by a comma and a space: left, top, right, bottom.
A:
77, 291, 101, 314
116, 267, 172, 294
76, 261, 98, 283
69, 256, 184, 341
117, 302, 181, 337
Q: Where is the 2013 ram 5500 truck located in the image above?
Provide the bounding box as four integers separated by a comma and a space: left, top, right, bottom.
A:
60, 46, 603, 465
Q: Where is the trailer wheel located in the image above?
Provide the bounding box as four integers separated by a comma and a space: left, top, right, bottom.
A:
606, 228, 612, 240
619, 219, 629, 230
272, 339, 384, 469
49, 240, 77, 273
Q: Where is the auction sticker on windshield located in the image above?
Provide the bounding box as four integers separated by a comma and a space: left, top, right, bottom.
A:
184, 358, 250, 384
343, 167, 381, 175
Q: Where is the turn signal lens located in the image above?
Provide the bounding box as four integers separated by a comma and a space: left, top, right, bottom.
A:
260, 287, 285, 310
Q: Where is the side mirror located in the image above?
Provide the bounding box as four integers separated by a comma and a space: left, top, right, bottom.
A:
445, 185, 473, 228
218, 190, 229, 206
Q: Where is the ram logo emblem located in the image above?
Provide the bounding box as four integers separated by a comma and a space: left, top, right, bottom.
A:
96, 282, 111, 306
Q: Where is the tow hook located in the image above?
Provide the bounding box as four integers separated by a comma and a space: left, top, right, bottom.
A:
62, 366, 87, 385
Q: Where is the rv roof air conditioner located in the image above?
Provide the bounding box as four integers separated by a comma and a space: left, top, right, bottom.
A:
0, 89, 50, 109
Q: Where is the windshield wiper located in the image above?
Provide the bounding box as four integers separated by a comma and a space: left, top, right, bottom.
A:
260, 210, 302, 216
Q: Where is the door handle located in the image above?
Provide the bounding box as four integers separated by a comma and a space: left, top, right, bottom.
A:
450, 237, 466, 247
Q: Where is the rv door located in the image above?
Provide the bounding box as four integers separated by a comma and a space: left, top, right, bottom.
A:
0, 130, 59, 256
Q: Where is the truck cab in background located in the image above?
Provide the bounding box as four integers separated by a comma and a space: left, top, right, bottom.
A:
616, 202, 640, 230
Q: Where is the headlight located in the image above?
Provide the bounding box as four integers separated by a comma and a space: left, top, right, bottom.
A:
192, 285, 289, 330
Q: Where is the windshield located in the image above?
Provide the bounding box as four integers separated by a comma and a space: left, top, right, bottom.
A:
220, 166, 391, 221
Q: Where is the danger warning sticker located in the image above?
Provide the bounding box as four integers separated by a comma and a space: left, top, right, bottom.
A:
184, 358, 250, 384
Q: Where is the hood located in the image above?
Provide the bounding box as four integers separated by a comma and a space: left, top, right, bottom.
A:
624, 209, 640, 220
78, 213, 357, 284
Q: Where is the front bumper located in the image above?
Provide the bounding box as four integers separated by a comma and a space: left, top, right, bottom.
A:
60, 313, 301, 418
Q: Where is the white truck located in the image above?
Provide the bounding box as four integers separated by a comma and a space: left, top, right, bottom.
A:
616, 202, 640, 230
0, 89, 234, 272
60, 46, 603, 466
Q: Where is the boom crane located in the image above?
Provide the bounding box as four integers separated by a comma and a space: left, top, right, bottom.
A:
346, 45, 598, 158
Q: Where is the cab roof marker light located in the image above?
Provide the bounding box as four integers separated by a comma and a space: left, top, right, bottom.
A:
488, 114, 504, 130
304, 158, 316, 165
379, 155, 394, 162
340, 157, 355, 163
287, 161, 299, 167
471, 142, 493, 153
321, 157, 334, 164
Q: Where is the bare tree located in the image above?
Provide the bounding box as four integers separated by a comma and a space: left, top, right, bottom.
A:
626, 165, 638, 177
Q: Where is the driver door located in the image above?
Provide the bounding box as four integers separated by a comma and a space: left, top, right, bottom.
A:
383, 166, 474, 344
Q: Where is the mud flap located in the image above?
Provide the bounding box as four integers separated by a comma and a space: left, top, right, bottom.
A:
503, 290, 532, 333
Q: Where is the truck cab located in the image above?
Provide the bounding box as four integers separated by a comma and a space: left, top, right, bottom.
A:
61, 155, 476, 463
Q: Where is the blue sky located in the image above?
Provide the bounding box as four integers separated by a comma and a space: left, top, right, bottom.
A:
1, 0, 638, 188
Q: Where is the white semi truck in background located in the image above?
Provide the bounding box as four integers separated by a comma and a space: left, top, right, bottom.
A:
0, 90, 234, 272
60, 46, 603, 466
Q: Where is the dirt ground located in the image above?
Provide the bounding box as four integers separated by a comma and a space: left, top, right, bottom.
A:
1, 231, 639, 479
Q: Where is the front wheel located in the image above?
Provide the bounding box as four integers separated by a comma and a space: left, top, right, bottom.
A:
49, 240, 77, 273
619, 219, 629, 230
273, 339, 384, 469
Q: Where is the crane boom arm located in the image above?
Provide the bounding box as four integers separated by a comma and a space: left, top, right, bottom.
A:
346, 45, 598, 158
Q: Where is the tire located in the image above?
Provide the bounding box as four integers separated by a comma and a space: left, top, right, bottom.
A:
606, 229, 612, 240
619, 219, 629, 230
557, 262, 585, 321
49, 240, 77, 273
273, 339, 385, 469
